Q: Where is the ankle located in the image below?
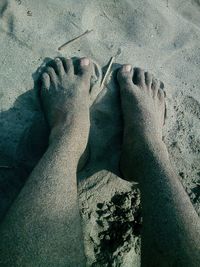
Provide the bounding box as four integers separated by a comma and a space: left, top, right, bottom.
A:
121, 138, 169, 182
49, 122, 89, 158
49, 124, 69, 144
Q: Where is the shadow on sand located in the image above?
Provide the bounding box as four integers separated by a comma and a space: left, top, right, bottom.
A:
0, 60, 123, 221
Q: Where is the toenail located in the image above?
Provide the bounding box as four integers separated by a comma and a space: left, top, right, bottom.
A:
42, 73, 49, 78
80, 58, 90, 66
123, 65, 132, 72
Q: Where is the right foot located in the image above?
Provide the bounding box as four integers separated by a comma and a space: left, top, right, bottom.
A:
117, 65, 167, 181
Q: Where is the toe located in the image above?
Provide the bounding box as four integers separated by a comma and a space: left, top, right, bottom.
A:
41, 72, 50, 89
158, 89, 166, 124
151, 78, 159, 97
54, 58, 65, 77
158, 88, 165, 102
145, 72, 153, 88
117, 64, 133, 87
61, 58, 74, 75
46, 67, 57, 83
78, 57, 92, 81
133, 68, 145, 87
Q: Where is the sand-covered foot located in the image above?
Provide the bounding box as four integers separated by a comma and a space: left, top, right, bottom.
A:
117, 65, 166, 181
40, 57, 93, 152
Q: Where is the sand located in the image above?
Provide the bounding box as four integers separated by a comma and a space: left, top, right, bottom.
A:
0, 0, 200, 266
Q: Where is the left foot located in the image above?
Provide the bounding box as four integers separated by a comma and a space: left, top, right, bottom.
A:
40, 57, 93, 154
117, 65, 166, 181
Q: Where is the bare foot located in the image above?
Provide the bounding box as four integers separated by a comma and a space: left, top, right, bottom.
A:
117, 65, 166, 181
40, 57, 93, 154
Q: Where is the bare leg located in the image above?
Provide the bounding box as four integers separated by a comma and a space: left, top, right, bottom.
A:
0, 57, 93, 266
117, 65, 200, 267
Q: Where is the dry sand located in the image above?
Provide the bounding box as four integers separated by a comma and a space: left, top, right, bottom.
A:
0, 0, 200, 266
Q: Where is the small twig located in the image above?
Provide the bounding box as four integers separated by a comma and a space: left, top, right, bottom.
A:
102, 11, 112, 22
58, 29, 93, 51
69, 20, 79, 29
0, 165, 13, 169
100, 48, 121, 89
100, 57, 115, 90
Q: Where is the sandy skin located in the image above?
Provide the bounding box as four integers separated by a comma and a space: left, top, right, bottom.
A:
0, 58, 199, 267
117, 65, 200, 267
0, 57, 93, 267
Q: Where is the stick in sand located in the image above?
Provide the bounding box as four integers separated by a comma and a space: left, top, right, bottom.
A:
0, 166, 13, 169
58, 29, 93, 51
100, 48, 121, 90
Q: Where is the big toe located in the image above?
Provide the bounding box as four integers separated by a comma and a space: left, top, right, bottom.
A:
41, 72, 50, 90
117, 64, 133, 87
78, 57, 93, 82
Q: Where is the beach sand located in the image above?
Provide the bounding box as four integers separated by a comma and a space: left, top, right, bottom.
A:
0, 0, 200, 265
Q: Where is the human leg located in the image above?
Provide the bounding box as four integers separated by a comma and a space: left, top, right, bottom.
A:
0, 57, 93, 266
118, 65, 200, 267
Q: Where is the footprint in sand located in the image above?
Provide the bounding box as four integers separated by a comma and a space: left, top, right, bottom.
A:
170, 0, 200, 27
182, 95, 200, 119
0, 0, 15, 34
81, 0, 173, 57
172, 95, 200, 154
181, 96, 200, 154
